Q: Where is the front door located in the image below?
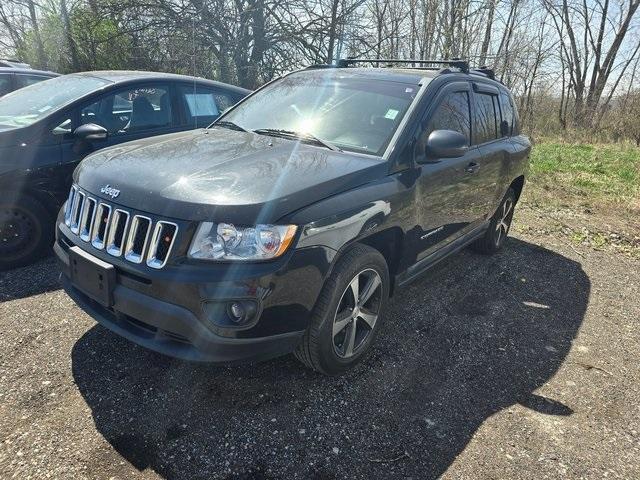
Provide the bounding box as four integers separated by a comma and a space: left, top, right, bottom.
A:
62, 83, 181, 165
412, 82, 487, 261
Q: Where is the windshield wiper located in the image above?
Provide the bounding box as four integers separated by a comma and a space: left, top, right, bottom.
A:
213, 120, 248, 132
253, 128, 342, 152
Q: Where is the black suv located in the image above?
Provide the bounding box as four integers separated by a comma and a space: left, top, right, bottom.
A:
0, 71, 248, 269
55, 59, 531, 375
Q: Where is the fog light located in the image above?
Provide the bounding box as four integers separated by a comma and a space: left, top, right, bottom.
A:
203, 299, 259, 329
229, 302, 246, 323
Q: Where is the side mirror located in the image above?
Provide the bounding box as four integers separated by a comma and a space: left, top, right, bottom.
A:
74, 123, 108, 141
422, 129, 468, 161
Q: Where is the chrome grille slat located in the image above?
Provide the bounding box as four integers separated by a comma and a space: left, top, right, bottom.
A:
124, 215, 152, 264
79, 197, 97, 242
106, 209, 130, 257
70, 191, 85, 234
91, 203, 112, 250
64, 186, 77, 226
64, 185, 178, 269
147, 221, 178, 269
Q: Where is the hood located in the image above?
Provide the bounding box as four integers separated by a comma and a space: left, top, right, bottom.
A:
75, 128, 387, 224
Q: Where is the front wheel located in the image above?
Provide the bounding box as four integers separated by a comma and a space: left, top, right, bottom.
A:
471, 187, 516, 255
0, 195, 54, 271
294, 244, 390, 375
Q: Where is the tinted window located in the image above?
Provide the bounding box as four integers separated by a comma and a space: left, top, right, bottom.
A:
500, 92, 520, 135
221, 70, 417, 155
473, 92, 498, 144
15, 74, 50, 89
425, 91, 471, 144
178, 85, 236, 127
0, 75, 110, 130
499, 92, 514, 136
81, 85, 172, 134
0, 74, 11, 97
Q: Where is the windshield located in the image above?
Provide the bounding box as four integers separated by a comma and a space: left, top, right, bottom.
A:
218, 71, 418, 155
0, 75, 111, 129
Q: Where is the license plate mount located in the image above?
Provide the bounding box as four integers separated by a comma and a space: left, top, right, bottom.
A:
68, 246, 115, 307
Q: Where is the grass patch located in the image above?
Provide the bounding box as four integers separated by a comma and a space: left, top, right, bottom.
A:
529, 142, 640, 204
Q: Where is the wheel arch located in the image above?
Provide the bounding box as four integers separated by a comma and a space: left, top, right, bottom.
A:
356, 227, 404, 296
323, 226, 405, 298
0, 171, 62, 219
510, 175, 525, 203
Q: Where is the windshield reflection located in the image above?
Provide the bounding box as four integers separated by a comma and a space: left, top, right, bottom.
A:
219, 70, 418, 155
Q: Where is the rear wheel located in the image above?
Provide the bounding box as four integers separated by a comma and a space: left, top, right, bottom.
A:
471, 187, 516, 254
0, 195, 53, 271
295, 244, 390, 375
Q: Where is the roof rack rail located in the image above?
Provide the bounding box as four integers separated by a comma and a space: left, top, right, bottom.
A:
336, 58, 470, 74
471, 66, 495, 80
304, 64, 336, 70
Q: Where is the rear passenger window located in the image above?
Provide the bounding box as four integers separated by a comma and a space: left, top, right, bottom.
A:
473, 93, 498, 144
425, 91, 471, 144
178, 85, 235, 127
499, 93, 514, 136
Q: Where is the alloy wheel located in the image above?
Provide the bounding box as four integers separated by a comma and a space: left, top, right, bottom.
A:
332, 268, 383, 359
495, 197, 514, 247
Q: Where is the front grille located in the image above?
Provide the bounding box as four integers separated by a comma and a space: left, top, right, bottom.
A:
63, 185, 179, 269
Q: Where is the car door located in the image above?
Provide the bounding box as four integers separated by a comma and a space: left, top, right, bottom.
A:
412, 81, 487, 260
61, 82, 182, 165
470, 83, 514, 217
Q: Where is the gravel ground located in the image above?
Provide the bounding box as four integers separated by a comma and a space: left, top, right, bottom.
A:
0, 215, 638, 479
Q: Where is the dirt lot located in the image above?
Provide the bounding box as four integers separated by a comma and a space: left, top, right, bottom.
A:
0, 206, 638, 479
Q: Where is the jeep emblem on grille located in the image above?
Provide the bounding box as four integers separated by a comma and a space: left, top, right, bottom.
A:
100, 185, 120, 199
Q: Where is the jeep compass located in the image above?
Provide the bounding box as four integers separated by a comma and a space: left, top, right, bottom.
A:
55, 59, 531, 375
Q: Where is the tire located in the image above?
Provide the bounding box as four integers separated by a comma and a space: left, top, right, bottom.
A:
294, 243, 390, 375
471, 187, 517, 255
0, 195, 54, 271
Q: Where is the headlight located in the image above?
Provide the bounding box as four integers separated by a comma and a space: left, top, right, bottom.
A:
188, 222, 297, 261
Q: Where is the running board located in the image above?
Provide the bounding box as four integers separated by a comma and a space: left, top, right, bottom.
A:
395, 222, 488, 288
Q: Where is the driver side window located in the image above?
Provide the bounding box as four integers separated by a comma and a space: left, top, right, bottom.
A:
80, 85, 172, 135
425, 91, 471, 143
416, 91, 471, 157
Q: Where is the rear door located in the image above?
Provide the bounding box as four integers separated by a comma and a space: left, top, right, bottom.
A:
471, 83, 514, 217
413, 81, 487, 260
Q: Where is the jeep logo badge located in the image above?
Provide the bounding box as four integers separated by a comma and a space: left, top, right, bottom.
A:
100, 185, 120, 199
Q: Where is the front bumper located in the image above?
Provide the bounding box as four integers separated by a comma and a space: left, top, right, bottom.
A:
55, 222, 336, 363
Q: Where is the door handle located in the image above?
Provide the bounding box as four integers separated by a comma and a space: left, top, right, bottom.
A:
465, 162, 480, 173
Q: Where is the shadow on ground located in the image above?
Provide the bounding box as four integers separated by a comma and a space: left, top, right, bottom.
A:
0, 256, 60, 302
71, 239, 589, 479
